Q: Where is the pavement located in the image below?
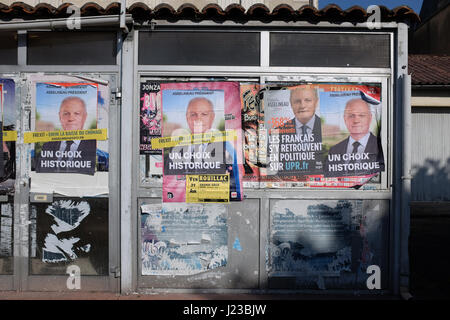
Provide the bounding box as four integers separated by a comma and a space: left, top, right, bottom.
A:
0, 290, 403, 300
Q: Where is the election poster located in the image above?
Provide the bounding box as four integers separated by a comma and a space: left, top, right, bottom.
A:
159, 82, 243, 203
262, 83, 384, 188
321, 84, 384, 178
269, 199, 389, 289
33, 82, 99, 175
240, 84, 262, 188
0, 79, 16, 194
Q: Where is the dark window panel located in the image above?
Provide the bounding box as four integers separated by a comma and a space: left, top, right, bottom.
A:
270, 33, 390, 68
0, 32, 18, 65
27, 32, 117, 65
139, 31, 260, 66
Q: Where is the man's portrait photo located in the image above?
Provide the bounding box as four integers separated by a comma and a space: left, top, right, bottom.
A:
34, 83, 99, 175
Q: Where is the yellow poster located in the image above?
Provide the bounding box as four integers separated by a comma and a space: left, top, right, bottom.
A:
186, 174, 230, 203
24, 128, 107, 143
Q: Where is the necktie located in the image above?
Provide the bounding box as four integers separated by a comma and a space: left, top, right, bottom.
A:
301, 125, 308, 135
352, 141, 360, 154
64, 140, 74, 153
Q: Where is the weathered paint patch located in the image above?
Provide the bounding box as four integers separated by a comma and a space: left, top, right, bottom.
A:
233, 237, 242, 251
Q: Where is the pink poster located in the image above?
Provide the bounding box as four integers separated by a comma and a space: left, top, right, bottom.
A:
160, 82, 243, 202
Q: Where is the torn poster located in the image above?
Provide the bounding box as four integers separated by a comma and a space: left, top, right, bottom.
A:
33, 82, 99, 175
240, 83, 263, 188
32, 197, 108, 275
141, 203, 228, 276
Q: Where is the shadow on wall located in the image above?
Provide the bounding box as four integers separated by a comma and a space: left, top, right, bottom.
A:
412, 158, 450, 201
410, 157, 450, 299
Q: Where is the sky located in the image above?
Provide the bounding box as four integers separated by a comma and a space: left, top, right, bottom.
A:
319, 0, 424, 14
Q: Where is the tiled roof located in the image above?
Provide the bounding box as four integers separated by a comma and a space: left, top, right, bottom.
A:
0, 2, 420, 24
409, 55, 450, 85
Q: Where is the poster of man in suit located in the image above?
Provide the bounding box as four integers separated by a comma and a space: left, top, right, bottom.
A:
265, 85, 324, 178
321, 85, 385, 177
34, 83, 99, 175
160, 82, 243, 203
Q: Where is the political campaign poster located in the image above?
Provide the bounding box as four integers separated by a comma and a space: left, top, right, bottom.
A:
240, 83, 262, 188
140, 81, 162, 155
261, 83, 384, 188
33, 82, 99, 175
30, 197, 109, 275
0, 79, 16, 194
321, 84, 384, 178
265, 85, 325, 178
159, 82, 243, 203
141, 203, 228, 276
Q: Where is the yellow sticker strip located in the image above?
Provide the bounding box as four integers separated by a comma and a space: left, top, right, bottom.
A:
3, 131, 18, 142
24, 128, 108, 143
152, 130, 236, 149
186, 174, 230, 203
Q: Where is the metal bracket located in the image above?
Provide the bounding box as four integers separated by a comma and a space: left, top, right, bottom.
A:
110, 266, 121, 278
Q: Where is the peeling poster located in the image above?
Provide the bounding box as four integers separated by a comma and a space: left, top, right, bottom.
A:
32, 197, 108, 275
141, 203, 228, 276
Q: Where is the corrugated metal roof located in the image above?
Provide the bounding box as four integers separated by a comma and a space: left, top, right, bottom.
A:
409, 55, 450, 85
0, 2, 420, 24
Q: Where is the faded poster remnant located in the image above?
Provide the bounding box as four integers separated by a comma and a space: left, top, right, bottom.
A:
0, 203, 13, 256
141, 203, 228, 276
269, 199, 388, 289
32, 197, 108, 275
0, 200, 13, 274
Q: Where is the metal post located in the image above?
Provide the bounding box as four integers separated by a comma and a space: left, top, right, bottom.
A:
396, 22, 412, 299
120, 29, 135, 294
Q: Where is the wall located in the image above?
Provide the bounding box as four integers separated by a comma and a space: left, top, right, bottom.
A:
411, 105, 450, 201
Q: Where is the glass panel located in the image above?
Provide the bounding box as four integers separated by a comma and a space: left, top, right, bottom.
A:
0, 199, 14, 274
270, 33, 390, 68
268, 199, 389, 289
241, 82, 385, 189
27, 32, 117, 65
0, 32, 17, 65
0, 77, 17, 275
139, 31, 260, 66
